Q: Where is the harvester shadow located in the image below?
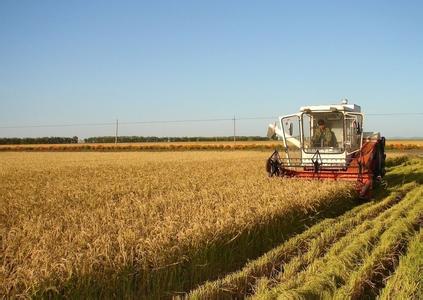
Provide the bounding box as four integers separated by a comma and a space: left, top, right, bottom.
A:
369, 157, 422, 203
383, 158, 423, 186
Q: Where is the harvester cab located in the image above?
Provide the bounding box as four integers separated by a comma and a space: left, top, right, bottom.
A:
266, 99, 386, 198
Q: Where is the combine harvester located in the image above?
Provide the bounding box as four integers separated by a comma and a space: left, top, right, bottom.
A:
266, 99, 386, 198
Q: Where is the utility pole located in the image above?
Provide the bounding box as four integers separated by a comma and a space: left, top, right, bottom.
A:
233, 115, 236, 144
115, 119, 119, 144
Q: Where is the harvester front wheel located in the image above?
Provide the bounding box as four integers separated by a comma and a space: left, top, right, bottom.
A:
266, 150, 282, 177
373, 137, 386, 179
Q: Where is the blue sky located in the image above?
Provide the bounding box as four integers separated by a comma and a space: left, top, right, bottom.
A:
0, 0, 422, 138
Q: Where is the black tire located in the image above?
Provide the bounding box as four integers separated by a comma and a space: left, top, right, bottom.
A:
373, 137, 386, 179
266, 151, 281, 177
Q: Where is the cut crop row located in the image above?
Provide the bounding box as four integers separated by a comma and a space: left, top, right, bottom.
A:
253, 185, 423, 299
188, 181, 418, 299
378, 228, 423, 299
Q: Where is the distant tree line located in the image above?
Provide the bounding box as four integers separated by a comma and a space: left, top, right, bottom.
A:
0, 136, 270, 145
0, 136, 79, 145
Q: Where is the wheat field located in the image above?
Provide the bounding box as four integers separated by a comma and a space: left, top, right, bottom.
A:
190, 157, 423, 299
0, 151, 356, 298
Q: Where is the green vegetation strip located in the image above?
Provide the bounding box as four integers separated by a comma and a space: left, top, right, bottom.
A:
378, 228, 423, 300
188, 181, 417, 299
254, 186, 423, 300
385, 157, 423, 185
334, 203, 423, 299
273, 184, 419, 284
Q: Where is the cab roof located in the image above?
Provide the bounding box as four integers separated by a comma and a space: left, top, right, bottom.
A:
300, 103, 361, 113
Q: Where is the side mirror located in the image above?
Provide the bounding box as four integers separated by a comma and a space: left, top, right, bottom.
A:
289, 123, 293, 136
356, 122, 362, 134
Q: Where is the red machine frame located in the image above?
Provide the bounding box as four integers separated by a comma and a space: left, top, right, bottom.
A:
266, 137, 386, 198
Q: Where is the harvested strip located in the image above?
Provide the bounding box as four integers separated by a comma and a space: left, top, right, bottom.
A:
261, 183, 419, 289
274, 183, 417, 285
188, 182, 417, 299
253, 185, 423, 299
333, 187, 423, 299
378, 228, 423, 300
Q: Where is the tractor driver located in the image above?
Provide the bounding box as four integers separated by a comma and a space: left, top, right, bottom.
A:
312, 119, 336, 147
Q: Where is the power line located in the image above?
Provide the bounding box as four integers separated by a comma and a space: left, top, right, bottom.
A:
0, 122, 114, 129
120, 117, 234, 125
236, 117, 278, 120
366, 113, 423, 116
0, 117, 274, 129
0, 113, 421, 129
